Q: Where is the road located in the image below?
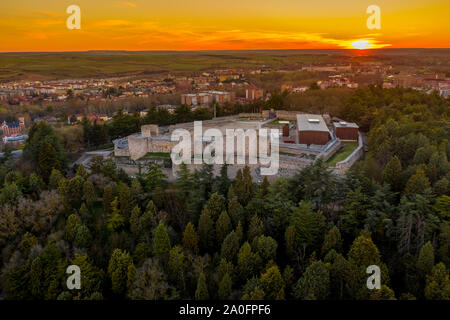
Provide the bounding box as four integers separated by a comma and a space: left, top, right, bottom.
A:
71, 149, 113, 168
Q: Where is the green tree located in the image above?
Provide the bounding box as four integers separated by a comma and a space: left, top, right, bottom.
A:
108, 249, 134, 295
424, 263, 450, 300
382, 156, 402, 191
260, 265, 285, 300
248, 214, 264, 242
76, 164, 89, 180
404, 169, 431, 196
65, 214, 81, 243
416, 242, 435, 278
107, 197, 126, 232
145, 164, 166, 191
118, 183, 134, 218
48, 169, 64, 190
74, 224, 92, 249
433, 195, 450, 220
83, 180, 96, 206
182, 222, 199, 253
168, 246, 186, 289
195, 272, 209, 300
198, 209, 215, 252
218, 273, 232, 300
153, 223, 171, 257
38, 141, 59, 182
370, 285, 396, 300
237, 242, 255, 280
71, 253, 104, 299
201, 192, 225, 222
103, 185, 114, 213
228, 197, 244, 227
252, 235, 277, 263
321, 226, 343, 256
221, 231, 240, 262
216, 211, 232, 245
294, 261, 330, 300
235, 167, 253, 205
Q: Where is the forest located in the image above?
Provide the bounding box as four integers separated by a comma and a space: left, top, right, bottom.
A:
0, 86, 449, 300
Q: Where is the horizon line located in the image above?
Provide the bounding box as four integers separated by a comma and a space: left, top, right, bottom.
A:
1, 48, 450, 54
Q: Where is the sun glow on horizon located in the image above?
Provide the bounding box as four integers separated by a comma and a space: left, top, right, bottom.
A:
351, 40, 372, 50
345, 39, 391, 50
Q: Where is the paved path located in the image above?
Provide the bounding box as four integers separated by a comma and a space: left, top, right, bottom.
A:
71, 150, 113, 168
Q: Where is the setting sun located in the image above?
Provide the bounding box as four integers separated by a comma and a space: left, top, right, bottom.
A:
351, 40, 372, 50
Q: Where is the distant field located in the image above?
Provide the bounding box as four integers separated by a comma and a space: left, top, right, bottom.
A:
0, 49, 448, 81
0, 51, 329, 81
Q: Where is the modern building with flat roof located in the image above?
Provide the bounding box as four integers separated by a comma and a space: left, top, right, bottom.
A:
296, 114, 331, 145
333, 121, 359, 140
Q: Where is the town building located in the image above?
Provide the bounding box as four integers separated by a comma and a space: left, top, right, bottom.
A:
68, 114, 108, 124
1, 117, 25, 136
246, 87, 264, 100
181, 91, 233, 107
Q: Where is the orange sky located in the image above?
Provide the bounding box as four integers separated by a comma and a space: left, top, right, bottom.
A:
0, 0, 449, 51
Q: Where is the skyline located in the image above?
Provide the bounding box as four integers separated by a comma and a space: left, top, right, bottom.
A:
0, 0, 449, 51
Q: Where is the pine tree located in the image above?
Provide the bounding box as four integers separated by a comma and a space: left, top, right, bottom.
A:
259, 176, 270, 197
195, 272, 209, 300
118, 183, 134, 218
213, 164, 231, 197
416, 242, 435, 277
260, 265, 285, 300
74, 225, 92, 249
382, 156, 402, 191
201, 192, 225, 222
248, 214, 264, 242
76, 164, 88, 180
218, 273, 232, 300
168, 246, 186, 289
424, 262, 450, 300
182, 222, 199, 253
48, 169, 64, 190
108, 249, 134, 296
65, 213, 81, 243
235, 166, 253, 205
107, 197, 126, 232
220, 231, 240, 262
83, 180, 96, 207
294, 261, 330, 300
370, 285, 396, 300
404, 168, 431, 196
176, 163, 193, 199
129, 205, 141, 237
38, 141, 59, 183
228, 196, 244, 227
198, 209, 215, 252
321, 226, 343, 256
216, 211, 232, 245
153, 223, 171, 257
103, 185, 114, 213
237, 242, 254, 280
